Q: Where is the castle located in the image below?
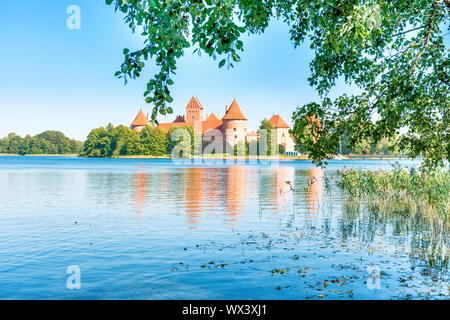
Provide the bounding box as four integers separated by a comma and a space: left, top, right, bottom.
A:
131, 97, 296, 153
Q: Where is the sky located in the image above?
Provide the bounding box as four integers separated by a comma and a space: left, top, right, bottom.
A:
1, 1, 353, 141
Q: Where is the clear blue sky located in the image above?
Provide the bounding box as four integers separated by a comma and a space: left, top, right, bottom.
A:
1, 0, 352, 141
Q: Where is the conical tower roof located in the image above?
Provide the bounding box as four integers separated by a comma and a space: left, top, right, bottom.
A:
222, 99, 247, 120
131, 110, 148, 126
206, 113, 220, 121
269, 115, 290, 128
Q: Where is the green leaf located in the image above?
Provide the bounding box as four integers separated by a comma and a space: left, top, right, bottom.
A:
166, 95, 174, 103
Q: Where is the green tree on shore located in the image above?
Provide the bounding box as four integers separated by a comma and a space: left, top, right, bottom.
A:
233, 140, 247, 156
81, 124, 170, 157
258, 119, 275, 156
167, 125, 201, 156
82, 127, 111, 157
140, 126, 168, 155
0, 131, 82, 155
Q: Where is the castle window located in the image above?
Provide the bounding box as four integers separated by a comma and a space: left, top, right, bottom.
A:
235, 135, 237, 139
233, 128, 236, 132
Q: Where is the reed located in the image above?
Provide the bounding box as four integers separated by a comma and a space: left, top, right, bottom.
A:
336, 165, 450, 219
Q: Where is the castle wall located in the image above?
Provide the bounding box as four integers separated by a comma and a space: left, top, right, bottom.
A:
223, 120, 247, 147
203, 127, 224, 142
245, 133, 258, 144
132, 125, 146, 133
275, 128, 295, 153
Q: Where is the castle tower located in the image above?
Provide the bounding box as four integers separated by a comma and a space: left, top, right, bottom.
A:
186, 97, 204, 121
131, 109, 149, 132
222, 99, 247, 147
269, 115, 294, 153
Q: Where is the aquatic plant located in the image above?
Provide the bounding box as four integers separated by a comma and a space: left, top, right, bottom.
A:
336, 166, 450, 219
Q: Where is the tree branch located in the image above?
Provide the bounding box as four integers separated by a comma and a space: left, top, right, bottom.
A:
410, 0, 440, 75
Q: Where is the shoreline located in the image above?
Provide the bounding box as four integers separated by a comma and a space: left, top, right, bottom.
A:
114, 156, 415, 161
0, 153, 79, 157
114, 154, 311, 160
0, 153, 414, 161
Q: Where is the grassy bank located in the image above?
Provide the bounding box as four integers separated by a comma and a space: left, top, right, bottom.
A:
91, 154, 413, 161
0, 153, 414, 162
0, 153, 79, 157
336, 166, 449, 218
109, 154, 312, 160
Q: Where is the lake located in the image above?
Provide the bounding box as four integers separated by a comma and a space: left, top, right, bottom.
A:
0, 156, 447, 299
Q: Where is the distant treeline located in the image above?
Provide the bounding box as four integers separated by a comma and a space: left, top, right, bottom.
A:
295, 133, 403, 156
339, 134, 402, 155
81, 123, 286, 158
81, 124, 171, 157
0, 125, 404, 158
0, 131, 83, 155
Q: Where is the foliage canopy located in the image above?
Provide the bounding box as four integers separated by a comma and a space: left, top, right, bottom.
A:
0, 131, 82, 155
106, 0, 449, 168
81, 123, 170, 157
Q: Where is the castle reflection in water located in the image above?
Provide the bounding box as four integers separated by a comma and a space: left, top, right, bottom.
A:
131, 165, 324, 228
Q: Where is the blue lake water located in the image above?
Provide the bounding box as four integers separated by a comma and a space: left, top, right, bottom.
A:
0, 156, 447, 299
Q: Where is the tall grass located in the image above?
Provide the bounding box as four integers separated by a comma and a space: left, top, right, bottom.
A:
336, 165, 450, 220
